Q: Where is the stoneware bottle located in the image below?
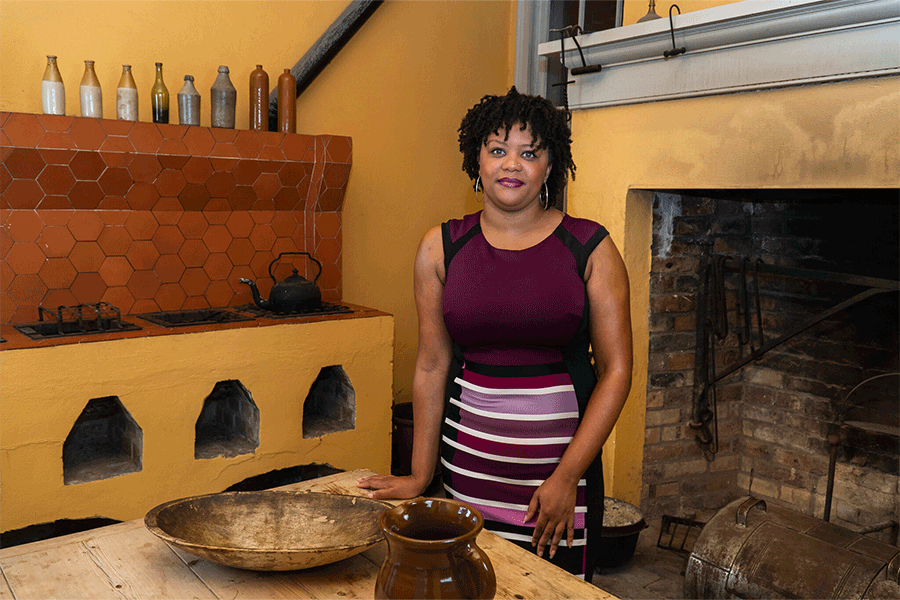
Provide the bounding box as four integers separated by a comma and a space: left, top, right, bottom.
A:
249, 64, 269, 131
151, 62, 170, 124
79, 60, 102, 118
210, 65, 236, 129
116, 65, 138, 121
41, 55, 65, 115
177, 75, 201, 126
277, 68, 296, 134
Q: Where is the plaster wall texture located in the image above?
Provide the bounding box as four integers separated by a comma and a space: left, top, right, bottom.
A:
0, 314, 393, 531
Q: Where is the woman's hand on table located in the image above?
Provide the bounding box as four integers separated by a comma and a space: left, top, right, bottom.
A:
357, 474, 427, 500
525, 474, 577, 559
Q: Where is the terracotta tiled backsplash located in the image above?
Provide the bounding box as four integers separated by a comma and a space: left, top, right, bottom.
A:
0, 112, 349, 323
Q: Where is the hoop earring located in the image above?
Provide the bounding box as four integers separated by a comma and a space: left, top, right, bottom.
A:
474, 176, 483, 202
540, 182, 550, 209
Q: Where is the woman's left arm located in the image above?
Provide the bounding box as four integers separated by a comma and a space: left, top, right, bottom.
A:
525, 235, 633, 558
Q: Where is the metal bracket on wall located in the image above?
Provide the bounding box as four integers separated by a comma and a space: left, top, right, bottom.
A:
691, 248, 900, 458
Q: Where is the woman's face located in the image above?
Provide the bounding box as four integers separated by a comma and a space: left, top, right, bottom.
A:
478, 124, 551, 211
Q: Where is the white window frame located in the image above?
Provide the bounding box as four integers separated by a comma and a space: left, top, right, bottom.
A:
529, 0, 899, 110
514, 0, 624, 98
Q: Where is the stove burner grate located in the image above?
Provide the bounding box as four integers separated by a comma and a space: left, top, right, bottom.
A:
235, 302, 353, 319
14, 302, 141, 340
138, 308, 254, 328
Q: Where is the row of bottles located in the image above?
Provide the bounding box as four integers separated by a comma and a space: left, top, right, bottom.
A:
41, 56, 297, 132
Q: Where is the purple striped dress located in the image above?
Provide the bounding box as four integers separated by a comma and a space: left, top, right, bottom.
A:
440, 211, 608, 578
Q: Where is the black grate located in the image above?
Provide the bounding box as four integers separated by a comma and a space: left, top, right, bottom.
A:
657, 515, 705, 555
138, 308, 254, 328
14, 303, 141, 340
234, 302, 353, 319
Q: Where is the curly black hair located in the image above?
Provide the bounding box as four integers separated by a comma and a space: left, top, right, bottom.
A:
458, 86, 575, 209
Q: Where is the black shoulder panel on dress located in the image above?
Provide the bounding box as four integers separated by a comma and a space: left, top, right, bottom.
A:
554, 223, 609, 279
441, 221, 482, 274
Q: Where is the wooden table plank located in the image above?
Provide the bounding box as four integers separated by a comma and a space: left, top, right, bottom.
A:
0, 572, 15, 600
3, 539, 135, 599
1, 527, 217, 600
173, 545, 384, 599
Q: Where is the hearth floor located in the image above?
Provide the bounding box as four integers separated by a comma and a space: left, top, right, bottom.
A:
591, 521, 690, 600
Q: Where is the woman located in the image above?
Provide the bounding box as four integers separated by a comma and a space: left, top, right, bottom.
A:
359, 87, 632, 579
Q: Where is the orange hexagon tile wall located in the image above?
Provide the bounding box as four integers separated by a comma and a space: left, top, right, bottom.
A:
0, 112, 349, 323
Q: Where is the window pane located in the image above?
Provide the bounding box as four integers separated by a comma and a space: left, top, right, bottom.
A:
584, 0, 618, 33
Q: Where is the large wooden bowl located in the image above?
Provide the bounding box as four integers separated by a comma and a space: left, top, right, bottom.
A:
145, 490, 392, 571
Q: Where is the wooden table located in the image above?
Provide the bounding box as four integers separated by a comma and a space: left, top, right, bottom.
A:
0, 469, 616, 599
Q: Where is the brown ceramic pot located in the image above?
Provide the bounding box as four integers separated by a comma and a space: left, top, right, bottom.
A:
374, 498, 496, 600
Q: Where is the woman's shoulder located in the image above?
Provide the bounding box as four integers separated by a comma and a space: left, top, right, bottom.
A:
560, 213, 608, 246
443, 211, 482, 243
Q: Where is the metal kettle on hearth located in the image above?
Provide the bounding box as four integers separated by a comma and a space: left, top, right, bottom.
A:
239, 251, 323, 314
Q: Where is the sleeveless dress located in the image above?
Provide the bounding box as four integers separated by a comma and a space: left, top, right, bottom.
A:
440, 211, 609, 579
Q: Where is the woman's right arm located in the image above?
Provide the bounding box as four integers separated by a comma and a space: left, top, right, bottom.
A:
357, 225, 452, 499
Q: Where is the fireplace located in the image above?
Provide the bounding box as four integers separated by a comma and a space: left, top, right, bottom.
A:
643, 189, 899, 543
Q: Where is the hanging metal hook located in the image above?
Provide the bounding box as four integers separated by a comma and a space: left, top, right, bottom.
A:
551, 25, 602, 76
663, 4, 686, 58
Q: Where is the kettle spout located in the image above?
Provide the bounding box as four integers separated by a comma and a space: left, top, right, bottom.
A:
238, 278, 271, 310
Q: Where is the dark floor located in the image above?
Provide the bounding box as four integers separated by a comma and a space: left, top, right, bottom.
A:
591, 520, 696, 599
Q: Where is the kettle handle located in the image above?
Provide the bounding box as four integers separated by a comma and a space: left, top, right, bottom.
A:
268, 251, 323, 284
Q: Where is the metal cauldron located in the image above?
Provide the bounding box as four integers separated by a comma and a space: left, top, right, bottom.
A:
685, 496, 900, 599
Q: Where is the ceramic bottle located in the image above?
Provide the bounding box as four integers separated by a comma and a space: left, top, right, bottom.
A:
277, 69, 296, 134
116, 65, 138, 121
210, 65, 236, 129
151, 62, 170, 124
79, 60, 103, 118
249, 64, 269, 131
41, 55, 65, 115
177, 75, 201, 126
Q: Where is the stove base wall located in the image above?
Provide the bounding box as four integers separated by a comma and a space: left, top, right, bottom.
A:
0, 313, 393, 532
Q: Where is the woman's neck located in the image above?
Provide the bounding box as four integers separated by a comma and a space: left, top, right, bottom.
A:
479, 205, 563, 251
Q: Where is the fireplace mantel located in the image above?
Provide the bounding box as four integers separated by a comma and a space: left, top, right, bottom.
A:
538, 0, 900, 109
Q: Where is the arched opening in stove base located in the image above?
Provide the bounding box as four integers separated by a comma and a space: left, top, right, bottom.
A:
303, 365, 356, 439
194, 380, 260, 460
63, 396, 143, 485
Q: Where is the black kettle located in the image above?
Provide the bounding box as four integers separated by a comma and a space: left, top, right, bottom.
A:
239, 251, 323, 314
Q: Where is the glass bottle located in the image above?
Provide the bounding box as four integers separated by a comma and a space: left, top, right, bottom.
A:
177, 75, 201, 126
210, 65, 236, 129
249, 64, 269, 131
277, 69, 296, 134
150, 62, 169, 124
41, 55, 65, 115
80, 60, 103, 118
116, 65, 138, 121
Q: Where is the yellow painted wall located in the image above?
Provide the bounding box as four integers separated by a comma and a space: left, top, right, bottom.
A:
0, 315, 394, 531
568, 76, 900, 503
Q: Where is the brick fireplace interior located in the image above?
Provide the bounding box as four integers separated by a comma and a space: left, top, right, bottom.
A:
642, 188, 899, 543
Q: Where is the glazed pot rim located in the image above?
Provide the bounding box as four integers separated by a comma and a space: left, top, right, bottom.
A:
380, 497, 484, 546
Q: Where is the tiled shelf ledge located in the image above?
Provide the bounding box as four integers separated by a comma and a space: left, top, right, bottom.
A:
0, 112, 351, 323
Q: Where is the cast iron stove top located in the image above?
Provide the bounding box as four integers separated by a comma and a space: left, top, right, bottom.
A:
137, 308, 254, 328
14, 303, 141, 340
234, 302, 353, 319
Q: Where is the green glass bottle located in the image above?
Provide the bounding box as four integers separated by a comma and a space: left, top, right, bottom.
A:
150, 62, 169, 124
